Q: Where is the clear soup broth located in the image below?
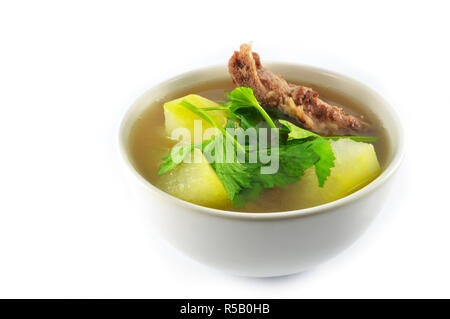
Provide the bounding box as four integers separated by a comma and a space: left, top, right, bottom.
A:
128, 79, 389, 212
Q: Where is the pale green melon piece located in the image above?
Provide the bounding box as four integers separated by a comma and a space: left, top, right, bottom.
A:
156, 149, 231, 209
285, 139, 381, 208
164, 94, 227, 143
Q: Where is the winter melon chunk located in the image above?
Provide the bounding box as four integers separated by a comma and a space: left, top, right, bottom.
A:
286, 139, 381, 208
156, 149, 231, 209
164, 94, 227, 142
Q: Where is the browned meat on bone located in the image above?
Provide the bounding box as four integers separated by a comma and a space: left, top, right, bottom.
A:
228, 44, 370, 136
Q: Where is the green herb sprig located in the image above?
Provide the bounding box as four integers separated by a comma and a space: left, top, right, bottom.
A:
158, 87, 376, 207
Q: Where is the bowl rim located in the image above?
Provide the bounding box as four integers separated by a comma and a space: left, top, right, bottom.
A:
118, 62, 405, 220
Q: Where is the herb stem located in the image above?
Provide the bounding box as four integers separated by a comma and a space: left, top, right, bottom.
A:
198, 106, 230, 111
324, 136, 378, 142
180, 100, 246, 155
253, 103, 277, 129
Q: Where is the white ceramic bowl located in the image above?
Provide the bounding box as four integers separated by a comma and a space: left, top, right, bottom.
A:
119, 63, 404, 277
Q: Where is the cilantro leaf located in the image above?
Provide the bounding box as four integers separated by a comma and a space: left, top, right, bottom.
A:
157, 140, 214, 176
279, 119, 335, 186
227, 108, 261, 129
279, 118, 377, 143
213, 162, 255, 202
225, 87, 260, 112
230, 142, 321, 207
202, 136, 255, 202
309, 138, 335, 187
278, 119, 318, 140
225, 87, 276, 129
157, 144, 196, 176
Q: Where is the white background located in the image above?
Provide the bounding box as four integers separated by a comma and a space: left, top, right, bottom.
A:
1, 0, 449, 298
